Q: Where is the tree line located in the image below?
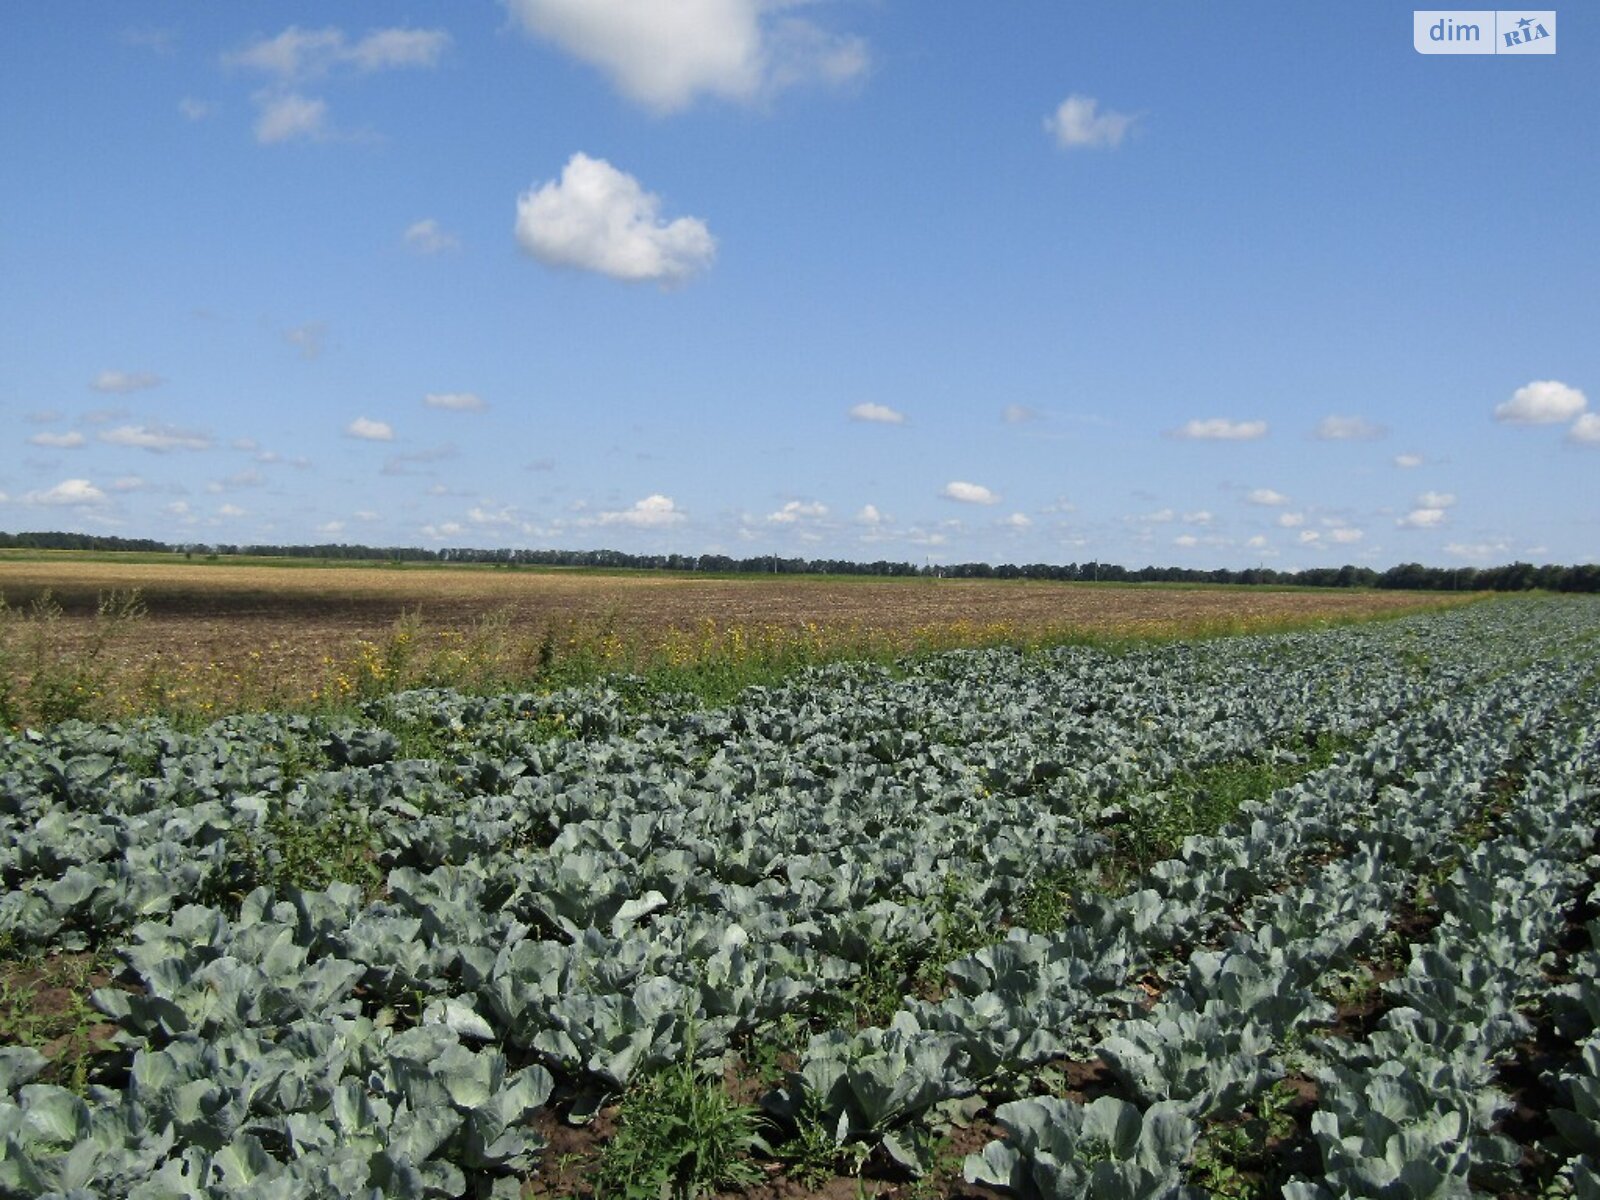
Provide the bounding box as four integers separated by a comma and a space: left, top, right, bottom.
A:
3, 529, 1598, 593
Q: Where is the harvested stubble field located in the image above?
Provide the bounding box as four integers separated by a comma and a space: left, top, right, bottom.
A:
0, 555, 1470, 724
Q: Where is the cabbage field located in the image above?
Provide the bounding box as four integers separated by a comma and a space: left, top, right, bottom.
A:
2, 597, 1599, 1198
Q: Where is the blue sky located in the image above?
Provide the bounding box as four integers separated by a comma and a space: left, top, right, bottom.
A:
2, 3, 1596, 569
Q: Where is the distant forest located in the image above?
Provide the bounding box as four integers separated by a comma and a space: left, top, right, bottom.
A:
3, 529, 1598, 593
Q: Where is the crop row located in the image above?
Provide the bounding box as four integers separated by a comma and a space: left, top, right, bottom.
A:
0, 597, 1597, 1197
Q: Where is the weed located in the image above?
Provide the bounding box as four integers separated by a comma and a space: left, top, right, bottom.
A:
0, 951, 120, 1093
595, 1036, 767, 1199
220, 800, 382, 904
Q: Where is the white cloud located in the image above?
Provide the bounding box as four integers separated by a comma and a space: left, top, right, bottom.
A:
100, 424, 210, 452
404, 219, 460, 254
1182, 510, 1213, 525
355, 510, 380, 522
178, 97, 214, 121
254, 92, 328, 144
1045, 94, 1136, 150
110, 476, 147, 492
1174, 534, 1199, 548
285, 322, 326, 359
26, 479, 106, 507
226, 27, 344, 77
345, 417, 394, 441
942, 481, 1000, 505
226, 25, 449, 79
1394, 453, 1424, 468
768, 500, 827, 523
504, 0, 866, 113
28, 431, 86, 448
318, 521, 345, 535
424, 392, 486, 412
1001, 512, 1032, 529
1398, 508, 1447, 529
849, 402, 905, 425
1494, 379, 1587, 425
92, 369, 162, 393
1172, 418, 1268, 441
1130, 507, 1175, 524
515, 153, 715, 285
1277, 512, 1306, 528
1002, 404, 1040, 424
1245, 535, 1268, 549
217, 503, 246, 518
1247, 488, 1289, 506
1299, 530, 1323, 546
1567, 413, 1600, 444
1445, 540, 1511, 560
212, 468, 264, 491
1316, 415, 1383, 441
468, 505, 519, 528
345, 28, 451, 72
1329, 527, 1365, 545
597, 493, 686, 528
855, 504, 885, 526
1416, 490, 1457, 509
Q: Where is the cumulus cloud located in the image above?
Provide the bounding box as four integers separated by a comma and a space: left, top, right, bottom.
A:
424, 392, 486, 412
1045, 94, 1136, 149
1247, 488, 1289, 506
26, 479, 107, 506
515, 154, 715, 285
849, 402, 905, 425
1416, 491, 1457, 509
1002, 404, 1040, 424
855, 504, 885, 526
253, 91, 329, 143
92, 370, 162, 393
345, 417, 394, 441
110, 476, 147, 492
1328, 527, 1365, 545
1001, 512, 1032, 529
504, 0, 867, 113
100, 424, 210, 452
768, 500, 827, 523
597, 494, 685, 528
318, 521, 345, 535
217, 503, 246, 518
1277, 512, 1306, 528
1174, 534, 1199, 548
404, 219, 460, 254
1171, 418, 1268, 441
29, 431, 86, 448
1567, 413, 1600, 445
1316, 415, 1384, 441
1394, 453, 1424, 468
942, 481, 1000, 505
1182, 510, 1213, 525
1398, 508, 1447, 529
1494, 380, 1587, 425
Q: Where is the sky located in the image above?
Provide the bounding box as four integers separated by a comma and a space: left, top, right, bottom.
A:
2, 3, 1596, 570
